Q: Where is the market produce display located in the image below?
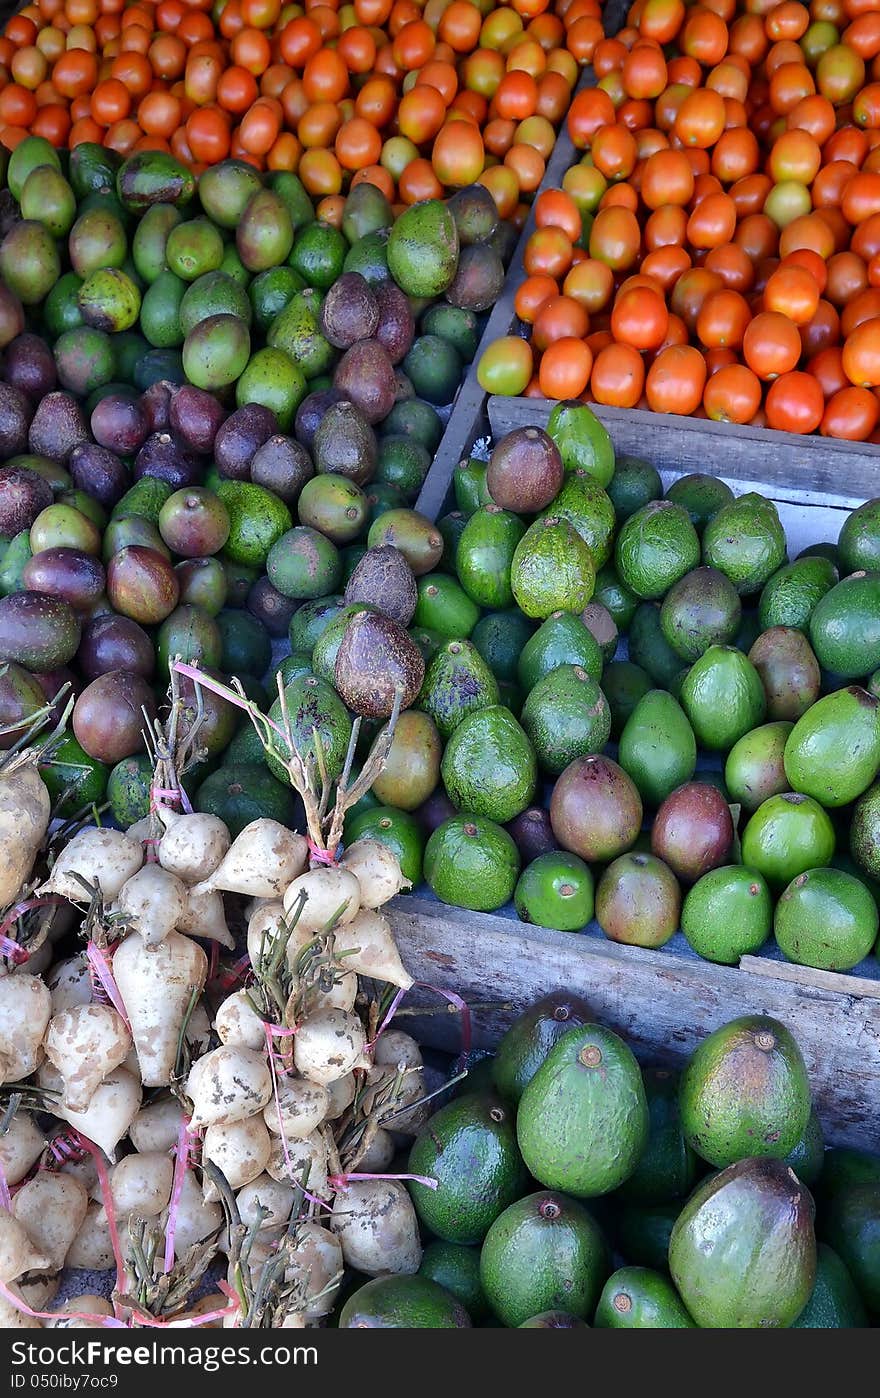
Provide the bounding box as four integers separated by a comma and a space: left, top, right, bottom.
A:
0, 0, 594, 215
282, 407, 879, 979
0, 682, 441, 1328
338, 993, 879, 1327
0, 144, 517, 827
480, 0, 880, 439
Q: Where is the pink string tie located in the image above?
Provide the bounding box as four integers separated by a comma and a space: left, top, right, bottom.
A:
307, 838, 341, 866
86, 942, 131, 1030
163, 1118, 198, 1275
329, 1171, 438, 1192
0, 894, 65, 965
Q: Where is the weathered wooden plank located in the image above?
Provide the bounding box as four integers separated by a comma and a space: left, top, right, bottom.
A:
487, 397, 880, 509
388, 897, 880, 1150
739, 955, 880, 1000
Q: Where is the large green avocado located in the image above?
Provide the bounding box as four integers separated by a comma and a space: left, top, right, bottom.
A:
540, 469, 616, 568
618, 689, 697, 806
266, 674, 352, 783
702, 492, 787, 596
387, 199, 459, 298
678, 1015, 812, 1169
441, 704, 537, 823
614, 500, 700, 601
809, 572, 880, 679
339, 1275, 471, 1328
668, 1157, 816, 1328
408, 1093, 528, 1245
479, 1190, 609, 1327
491, 992, 592, 1105
517, 610, 602, 691
783, 686, 880, 807
680, 645, 766, 751
455, 505, 525, 610
424, 814, 520, 912
520, 664, 611, 776
758, 555, 838, 633
517, 1023, 649, 1197
546, 401, 615, 488
510, 517, 596, 619
418, 639, 499, 740
594, 1268, 695, 1328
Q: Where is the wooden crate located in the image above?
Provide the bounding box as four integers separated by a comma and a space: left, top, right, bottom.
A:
388, 898, 880, 1150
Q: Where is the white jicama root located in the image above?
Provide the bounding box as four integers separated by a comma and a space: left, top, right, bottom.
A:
0, 755, 50, 907
128, 1095, 185, 1154
262, 1077, 329, 1140
50, 1296, 114, 1328
64, 1202, 114, 1271
357, 1128, 395, 1172
293, 1007, 369, 1086
186, 1046, 272, 1129
126, 816, 153, 846
285, 1222, 343, 1318
324, 1072, 356, 1121
340, 839, 412, 908
107, 1152, 174, 1221
373, 1030, 423, 1071
177, 885, 234, 949
215, 991, 268, 1053
40, 827, 143, 903
236, 1175, 294, 1233
46, 954, 90, 1014
246, 900, 287, 966
39, 1065, 142, 1161
265, 1131, 330, 1198
11, 1172, 88, 1272
115, 865, 187, 947
0, 1112, 44, 1186
0, 973, 51, 1082
112, 931, 208, 1087
0, 1211, 52, 1282
203, 1117, 271, 1200
157, 810, 230, 884
330, 1180, 421, 1276
160, 1172, 222, 1262
282, 868, 361, 931
44, 1004, 131, 1111
198, 819, 308, 899
331, 909, 414, 990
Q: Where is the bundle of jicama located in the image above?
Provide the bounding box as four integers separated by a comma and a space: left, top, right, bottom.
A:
0, 666, 457, 1332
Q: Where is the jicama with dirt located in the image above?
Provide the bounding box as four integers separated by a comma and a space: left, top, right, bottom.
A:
0, 668, 447, 1329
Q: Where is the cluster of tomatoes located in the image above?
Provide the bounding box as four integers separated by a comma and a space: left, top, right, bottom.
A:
0, 0, 599, 216
480, 0, 880, 441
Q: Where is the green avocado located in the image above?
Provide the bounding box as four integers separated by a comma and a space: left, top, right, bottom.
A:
479, 1190, 609, 1328
618, 689, 696, 806
594, 1268, 694, 1328
758, 555, 838, 633
419, 639, 499, 740
679, 1014, 812, 1168
521, 665, 610, 776
442, 705, 537, 823
424, 814, 520, 912
702, 492, 787, 596
408, 1093, 528, 1245
517, 610, 602, 692
680, 645, 766, 751
456, 505, 526, 610
783, 685, 880, 807
517, 1023, 649, 1197
668, 1157, 816, 1328
615, 501, 700, 601
491, 992, 592, 1105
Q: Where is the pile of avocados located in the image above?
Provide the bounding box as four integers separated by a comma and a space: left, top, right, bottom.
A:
336, 995, 880, 1328
278, 403, 880, 979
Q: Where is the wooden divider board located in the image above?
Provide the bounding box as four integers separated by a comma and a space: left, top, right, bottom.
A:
389, 897, 880, 1149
